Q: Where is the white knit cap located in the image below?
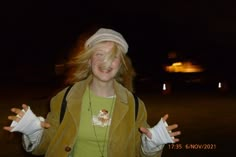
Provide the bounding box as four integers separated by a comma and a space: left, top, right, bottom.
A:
84, 28, 129, 54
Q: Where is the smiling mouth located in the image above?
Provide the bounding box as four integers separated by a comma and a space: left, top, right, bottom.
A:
99, 67, 112, 73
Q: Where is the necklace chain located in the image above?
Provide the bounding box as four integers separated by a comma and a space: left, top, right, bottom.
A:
88, 87, 115, 157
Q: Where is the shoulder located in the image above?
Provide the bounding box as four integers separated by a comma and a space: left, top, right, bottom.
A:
114, 81, 145, 106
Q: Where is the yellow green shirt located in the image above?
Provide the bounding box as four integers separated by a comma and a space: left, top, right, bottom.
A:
72, 87, 116, 157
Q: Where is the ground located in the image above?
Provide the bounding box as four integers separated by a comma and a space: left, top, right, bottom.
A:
0, 82, 235, 157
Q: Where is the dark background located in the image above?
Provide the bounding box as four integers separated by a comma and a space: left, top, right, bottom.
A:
0, 1, 236, 157
1, 1, 236, 86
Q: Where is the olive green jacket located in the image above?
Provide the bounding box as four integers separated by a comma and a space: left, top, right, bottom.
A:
32, 76, 163, 157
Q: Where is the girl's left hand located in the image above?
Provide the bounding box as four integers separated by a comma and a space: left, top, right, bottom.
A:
139, 114, 181, 143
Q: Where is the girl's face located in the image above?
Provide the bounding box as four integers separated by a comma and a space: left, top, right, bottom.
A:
90, 41, 122, 83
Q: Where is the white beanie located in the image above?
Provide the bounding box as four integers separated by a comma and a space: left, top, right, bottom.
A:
84, 28, 129, 54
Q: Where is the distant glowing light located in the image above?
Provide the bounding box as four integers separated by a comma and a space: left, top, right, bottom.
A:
163, 83, 166, 90
165, 61, 204, 73
172, 62, 182, 66
218, 82, 222, 88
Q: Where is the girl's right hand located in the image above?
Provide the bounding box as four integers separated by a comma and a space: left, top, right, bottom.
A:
3, 104, 50, 132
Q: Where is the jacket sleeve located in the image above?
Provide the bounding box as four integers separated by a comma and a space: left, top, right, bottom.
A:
135, 98, 164, 157
31, 89, 65, 155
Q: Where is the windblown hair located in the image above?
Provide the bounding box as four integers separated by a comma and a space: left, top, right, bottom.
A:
64, 41, 136, 92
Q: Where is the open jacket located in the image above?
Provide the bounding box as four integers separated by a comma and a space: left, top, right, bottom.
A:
32, 76, 163, 157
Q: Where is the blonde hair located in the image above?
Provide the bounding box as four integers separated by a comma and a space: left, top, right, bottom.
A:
64, 41, 136, 92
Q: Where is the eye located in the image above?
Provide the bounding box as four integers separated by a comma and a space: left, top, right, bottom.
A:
94, 52, 105, 61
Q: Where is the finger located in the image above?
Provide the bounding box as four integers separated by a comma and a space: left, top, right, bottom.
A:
162, 114, 169, 121
22, 104, 29, 112
11, 108, 22, 115
3, 126, 13, 131
173, 138, 180, 143
41, 122, 50, 129
170, 131, 181, 137
139, 127, 149, 134
167, 124, 178, 131
8, 115, 22, 123
8, 115, 20, 121
139, 127, 152, 139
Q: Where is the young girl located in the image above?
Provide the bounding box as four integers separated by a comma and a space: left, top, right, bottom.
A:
4, 28, 181, 157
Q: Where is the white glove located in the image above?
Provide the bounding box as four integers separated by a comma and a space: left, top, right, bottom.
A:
141, 118, 174, 154
148, 118, 174, 145
10, 106, 44, 135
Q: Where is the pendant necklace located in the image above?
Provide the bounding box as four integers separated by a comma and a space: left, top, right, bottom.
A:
88, 87, 115, 157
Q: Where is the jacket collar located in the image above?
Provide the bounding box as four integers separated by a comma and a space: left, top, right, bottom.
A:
70, 75, 129, 104
66, 75, 129, 128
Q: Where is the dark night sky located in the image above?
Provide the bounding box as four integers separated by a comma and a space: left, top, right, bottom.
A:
1, 1, 236, 82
